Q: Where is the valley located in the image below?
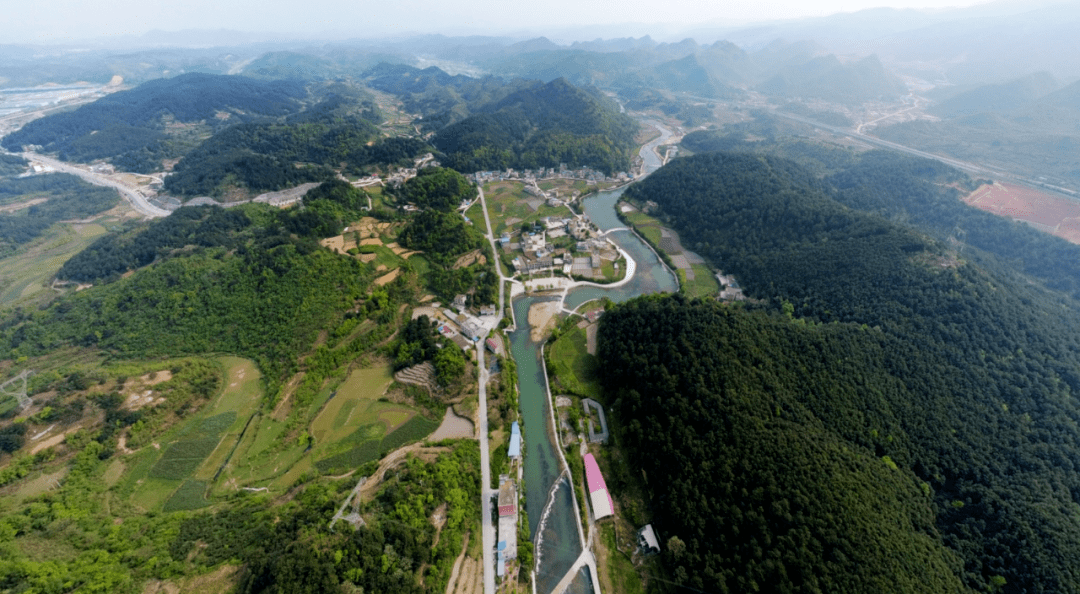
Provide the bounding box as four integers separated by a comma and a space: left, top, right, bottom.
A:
4, 7, 1080, 593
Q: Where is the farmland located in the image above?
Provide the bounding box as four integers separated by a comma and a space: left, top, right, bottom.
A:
127, 357, 262, 510
309, 364, 440, 474
0, 221, 108, 309
618, 202, 718, 297
963, 182, 1080, 244
482, 181, 573, 236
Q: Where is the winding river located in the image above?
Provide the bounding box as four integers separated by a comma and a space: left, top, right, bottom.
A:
509, 121, 678, 594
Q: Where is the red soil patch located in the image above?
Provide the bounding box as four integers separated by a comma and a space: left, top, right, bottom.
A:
963, 182, 1080, 244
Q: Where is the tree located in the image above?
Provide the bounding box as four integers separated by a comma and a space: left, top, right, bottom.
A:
434, 345, 466, 387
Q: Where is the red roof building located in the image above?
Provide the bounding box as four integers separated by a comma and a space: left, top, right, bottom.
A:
583, 453, 614, 519
498, 480, 517, 517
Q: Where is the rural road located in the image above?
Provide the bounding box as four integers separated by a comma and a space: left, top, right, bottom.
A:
22, 152, 171, 218
476, 182, 502, 594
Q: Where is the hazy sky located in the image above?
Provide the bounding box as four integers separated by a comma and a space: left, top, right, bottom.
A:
7, 0, 999, 44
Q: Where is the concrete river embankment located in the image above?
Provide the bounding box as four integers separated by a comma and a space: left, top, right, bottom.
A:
510, 121, 678, 594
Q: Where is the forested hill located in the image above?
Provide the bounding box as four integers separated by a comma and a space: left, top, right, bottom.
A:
363, 63, 528, 125
0, 180, 388, 386
678, 131, 1080, 299
160, 91, 426, 197
610, 152, 1080, 593
0, 73, 306, 160
433, 78, 638, 174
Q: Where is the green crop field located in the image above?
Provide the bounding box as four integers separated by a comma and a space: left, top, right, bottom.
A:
193, 357, 264, 481
308, 364, 440, 474
622, 210, 663, 246
131, 477, 181, 512
380, 414, 440, 453
162, 480, 210, 512
119, 359, 263, 509
149, 435, 225, 480
314, 440, 382, 473
549, 325, 601, 399
685, 263, 720, 299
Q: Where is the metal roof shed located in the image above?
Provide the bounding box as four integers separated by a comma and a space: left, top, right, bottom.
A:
583, 453, 615, 519
508, 421, 521, 458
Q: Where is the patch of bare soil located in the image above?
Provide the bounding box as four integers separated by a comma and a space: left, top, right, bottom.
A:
0, 198, 48, 213
528, 300, 562, 341
444, 533, 475, 594
586, 323, 598, 356
375, 268, 401, 286
451, 554, 482, 594
453, 249, 486, 269
430, 406, 475, 441
272, 372, 305, 421
31, 432, 67, 454
141, 565, 240, 594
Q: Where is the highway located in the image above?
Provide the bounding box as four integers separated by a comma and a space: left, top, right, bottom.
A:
22, 152, 171, 218
772, 110, 1031, 183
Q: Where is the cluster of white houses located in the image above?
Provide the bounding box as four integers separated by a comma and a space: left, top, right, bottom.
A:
471, 164, 631, 187
507, 216, 620, 279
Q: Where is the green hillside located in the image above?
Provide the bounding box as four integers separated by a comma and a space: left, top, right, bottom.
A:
608, 151, 1080, 593
434, 77, 638, 174
1, 73, 307, 166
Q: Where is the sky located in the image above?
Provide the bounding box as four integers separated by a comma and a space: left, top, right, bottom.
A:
4, 0, 1001, 45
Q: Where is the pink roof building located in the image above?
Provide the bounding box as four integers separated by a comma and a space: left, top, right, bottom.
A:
583, 453, 614, 519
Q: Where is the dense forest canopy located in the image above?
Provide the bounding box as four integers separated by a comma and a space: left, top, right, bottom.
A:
363, 64, 637, 174
611, 151, 1080, 593
433, 78, 638, 174
362, 63, 528, 124
161, 103, 427, 197
0, 73, 307, 160
678, 130, 1080, 300
392, 166, 477, 212
0, 154, 28, 177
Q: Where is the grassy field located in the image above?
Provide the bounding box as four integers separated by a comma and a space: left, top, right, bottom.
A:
309, 364, 440, 474
210, 363, 429, 485
482, 181, 570, 236
548, 325, 601, 399
598, 524, 644, 594
359, 244, 403, 270
685, 263, 720, 299
0, 222, 108, 309
131, 477, 181, 512
621, 210, 663, 246
311, 365, 395, 444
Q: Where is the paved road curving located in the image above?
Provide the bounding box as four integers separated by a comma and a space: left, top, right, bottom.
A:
23, 152, 171, 218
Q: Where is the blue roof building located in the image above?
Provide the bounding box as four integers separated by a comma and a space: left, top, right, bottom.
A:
508, 421, 521, 458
